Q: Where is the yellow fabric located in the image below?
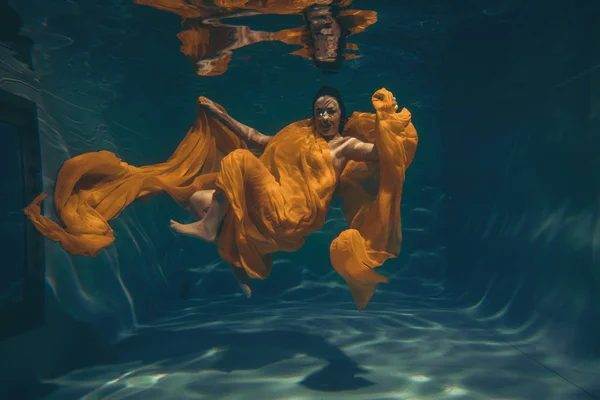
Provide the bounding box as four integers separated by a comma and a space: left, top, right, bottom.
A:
24, 98, 246, 257
332, 106, 418, 309
24, 89, 418, 310
215, 119, 336, 279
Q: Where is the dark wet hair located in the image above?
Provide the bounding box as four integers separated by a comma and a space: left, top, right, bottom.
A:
312, 85, 347, 133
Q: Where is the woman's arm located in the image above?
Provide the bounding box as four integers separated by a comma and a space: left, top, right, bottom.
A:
200, 97, 272, 149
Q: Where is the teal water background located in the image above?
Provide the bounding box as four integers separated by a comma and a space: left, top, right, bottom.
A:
0, 0, 599, 398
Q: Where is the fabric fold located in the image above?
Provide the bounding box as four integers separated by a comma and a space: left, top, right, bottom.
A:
215, 119, 337, 280
331, 108, 418, 309
24, 98, 246, 256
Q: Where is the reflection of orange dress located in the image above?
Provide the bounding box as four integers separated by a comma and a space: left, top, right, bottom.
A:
136, 0, 377, 75
25, 94, 418, 310
134, 0, 354, 18
167, 9, 377, 76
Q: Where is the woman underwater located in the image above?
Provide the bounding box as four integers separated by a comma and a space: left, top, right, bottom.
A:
24, 86, 418, 310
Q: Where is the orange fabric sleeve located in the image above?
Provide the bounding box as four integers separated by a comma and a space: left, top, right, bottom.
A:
330, 89, 418, 310
24, 98, 247, 256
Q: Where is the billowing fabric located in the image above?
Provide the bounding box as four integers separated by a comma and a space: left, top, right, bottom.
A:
24, 90, 418, 310
215, 119, 336, 279
333, 107, 418, 309
24, 99, 245, 257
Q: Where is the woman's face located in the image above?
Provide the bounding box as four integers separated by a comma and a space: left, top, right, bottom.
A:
313, 95, 341, 137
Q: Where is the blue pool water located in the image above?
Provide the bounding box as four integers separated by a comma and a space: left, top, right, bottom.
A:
0, 0, 599, 399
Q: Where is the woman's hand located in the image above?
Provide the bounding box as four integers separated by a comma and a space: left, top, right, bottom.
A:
199, 96, 226, 117
197, 96, 270, 149
371, 88, 398, 114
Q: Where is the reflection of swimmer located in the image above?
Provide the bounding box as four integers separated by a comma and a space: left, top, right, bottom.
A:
24, 87, 418, 310
135, 0, 354, 18
135, 0, 377, 74
306, 5, 345, 66
297, 4, 377, 71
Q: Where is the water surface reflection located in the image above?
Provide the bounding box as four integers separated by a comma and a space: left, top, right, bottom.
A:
135, 0, 377, 74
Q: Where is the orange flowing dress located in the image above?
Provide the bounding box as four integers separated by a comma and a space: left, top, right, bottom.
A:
24, 91, 418, 310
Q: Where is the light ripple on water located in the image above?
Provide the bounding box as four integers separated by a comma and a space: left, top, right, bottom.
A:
42, 293, 597, 400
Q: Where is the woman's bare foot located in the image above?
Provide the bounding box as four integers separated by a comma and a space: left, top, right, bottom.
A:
170, 219, 217, 242
173, 190, 228, 242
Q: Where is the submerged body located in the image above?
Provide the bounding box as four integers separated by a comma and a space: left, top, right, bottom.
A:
24, 88, 417, 310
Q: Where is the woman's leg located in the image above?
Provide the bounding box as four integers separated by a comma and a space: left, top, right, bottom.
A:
170, 190, 228, 242
189, 189, 215, 219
